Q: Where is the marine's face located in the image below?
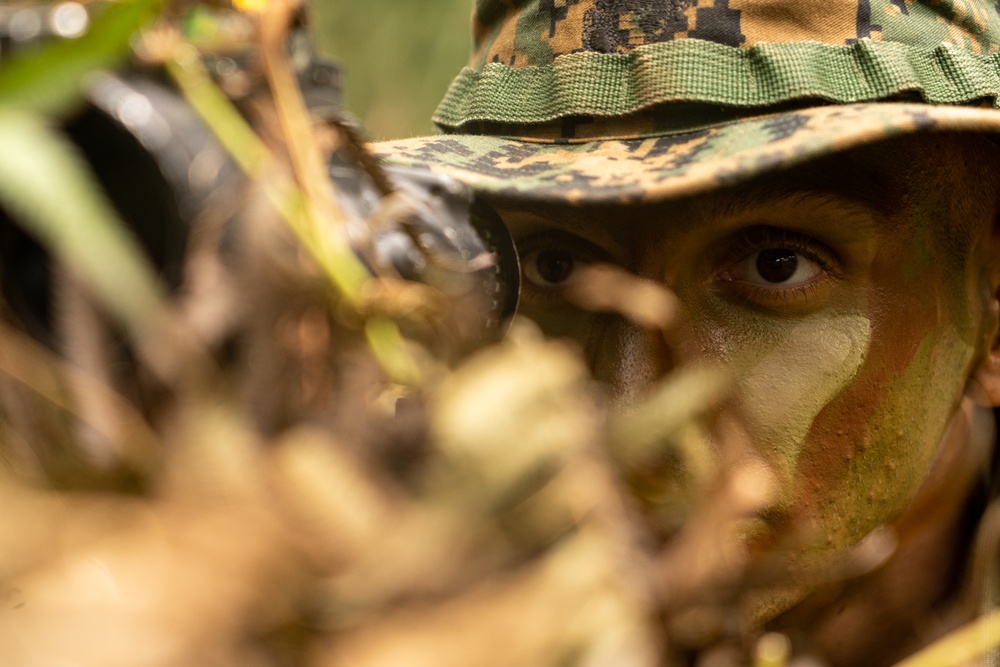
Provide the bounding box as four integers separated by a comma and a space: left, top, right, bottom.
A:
499, 134, 1000, 618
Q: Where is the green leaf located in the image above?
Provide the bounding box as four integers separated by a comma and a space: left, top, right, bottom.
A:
0, 0, 158, 116
0, 106, 167, 335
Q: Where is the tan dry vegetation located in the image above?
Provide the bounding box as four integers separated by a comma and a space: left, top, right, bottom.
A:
0, 2, 995, 667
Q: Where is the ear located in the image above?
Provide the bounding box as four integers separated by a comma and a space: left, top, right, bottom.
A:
972, 258, 1000, 407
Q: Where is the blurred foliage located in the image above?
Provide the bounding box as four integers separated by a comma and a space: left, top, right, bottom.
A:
0, 2, 995, 667
309, 0, 472, 140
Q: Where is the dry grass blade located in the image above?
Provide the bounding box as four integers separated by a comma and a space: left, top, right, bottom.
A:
890, 610, 1000, 667
255, 1, 422, 384
164, 40, 369, 302
0, 320, 160, 474
610, 364, 729, 470
256, 2, 368, 300
429, 321, 597, 503
165, 22, 419, 385
566, 263, 680, 331
656, 460, 776, 605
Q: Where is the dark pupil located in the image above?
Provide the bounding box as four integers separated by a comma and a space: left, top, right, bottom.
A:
756, 249, 798, 283
535, 249, 575, 284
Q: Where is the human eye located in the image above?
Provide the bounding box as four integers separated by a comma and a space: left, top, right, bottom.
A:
716, 227, 839, 309
517, 231, 610, 300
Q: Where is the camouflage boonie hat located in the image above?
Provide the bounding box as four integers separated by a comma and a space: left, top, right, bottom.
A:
375, 0, 1000, 204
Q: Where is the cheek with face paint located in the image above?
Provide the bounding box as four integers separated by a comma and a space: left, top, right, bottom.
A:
687, 235, 982, 621
693, 304, 872, 490
794, 315, 974, 554
786, 225, 981, 559
502, 135, 1000, 634
731, 222, 984, 632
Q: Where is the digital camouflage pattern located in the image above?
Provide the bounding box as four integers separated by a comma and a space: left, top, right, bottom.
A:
376, 102, 1000, 203
468, 0, 1000, 68
374, 0, 1000, 204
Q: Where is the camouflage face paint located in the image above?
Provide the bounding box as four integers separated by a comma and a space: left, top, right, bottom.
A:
712, 311, 872, 484
771, 137, 996, 585
501, 133, 1000, 621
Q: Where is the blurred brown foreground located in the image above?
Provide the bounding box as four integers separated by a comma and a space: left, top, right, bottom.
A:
0, 2, 995, 667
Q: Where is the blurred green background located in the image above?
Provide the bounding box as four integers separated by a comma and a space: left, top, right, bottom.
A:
310, 1, 473, 141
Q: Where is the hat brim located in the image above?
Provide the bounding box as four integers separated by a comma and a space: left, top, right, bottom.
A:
372, 103, 1000, 205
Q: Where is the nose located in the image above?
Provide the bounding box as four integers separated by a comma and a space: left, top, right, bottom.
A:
590, 314, 674, 407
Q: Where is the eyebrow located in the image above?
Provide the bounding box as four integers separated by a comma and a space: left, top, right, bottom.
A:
490, 201, 591, 231
491, 201, 626, 243
712, 162, 904, 221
